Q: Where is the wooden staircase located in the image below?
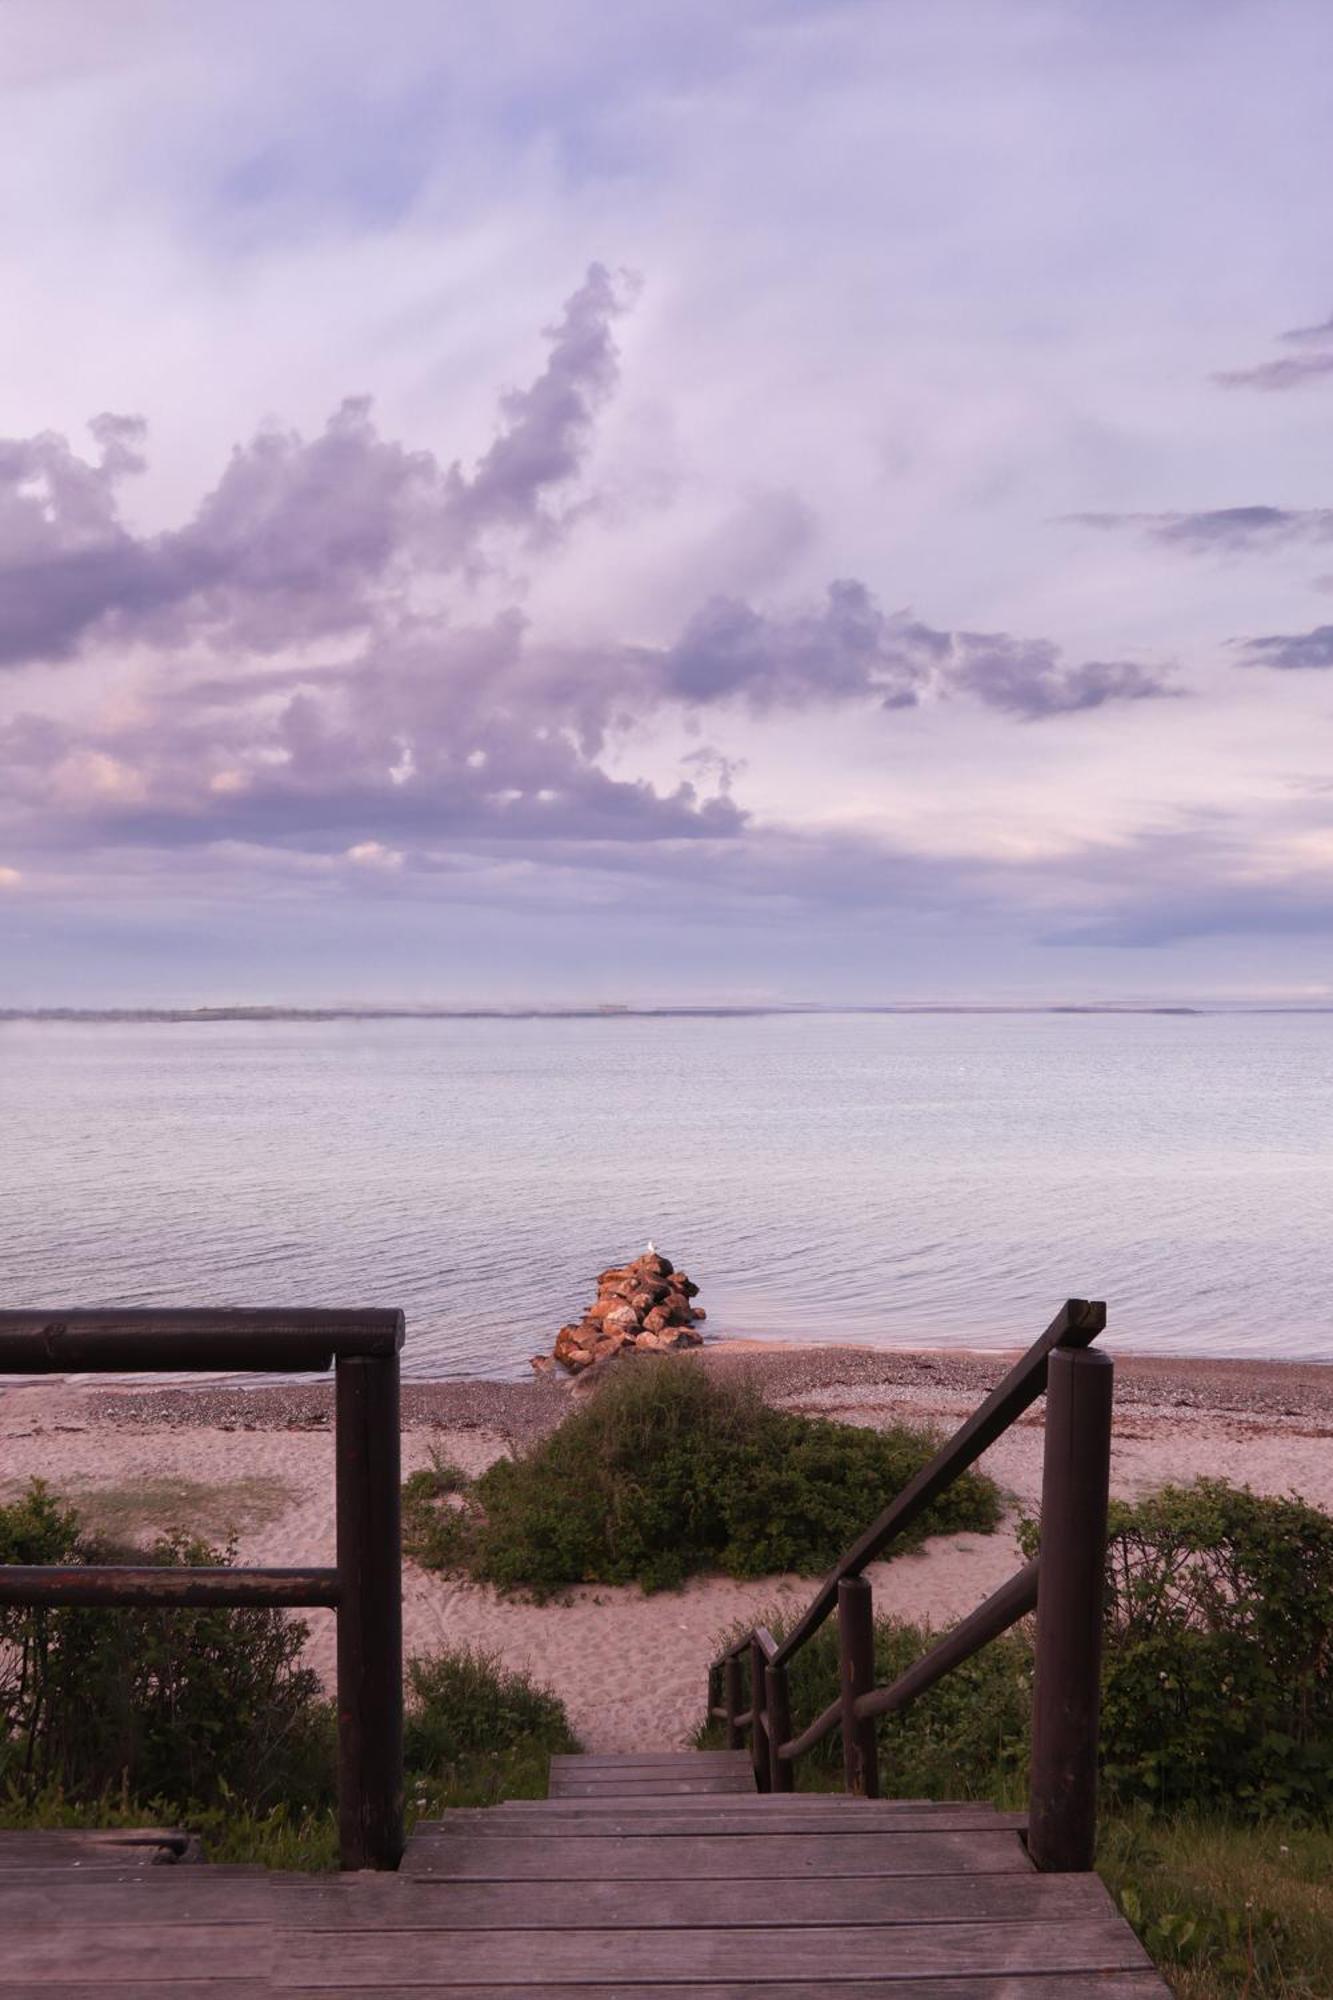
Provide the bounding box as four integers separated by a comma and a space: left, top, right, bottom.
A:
0, 1751, 1166, 1993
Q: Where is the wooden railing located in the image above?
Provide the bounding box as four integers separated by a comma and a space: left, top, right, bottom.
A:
707, 1299, 1114, 1872
0, 1309, 404, 1871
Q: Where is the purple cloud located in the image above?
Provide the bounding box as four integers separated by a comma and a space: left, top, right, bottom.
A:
1282, 313, 1333, 344
1213, 311, 1333, 390
1067, 506, 1333, 552
0, 266, 1174, 895
0, 264, 632, 669
946, 636, 1173, 718
657, 582, 941, 710
1214, 355, 1333, 391
1241, 624, 1333, 670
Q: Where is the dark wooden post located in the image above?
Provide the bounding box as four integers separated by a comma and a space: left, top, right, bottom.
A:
1028, 1344, 1113, 1873
724, 1653, 743, 1751
837, 1576, 880, 1797
749, 1637, 771, 1793
765, 1661, 795, 1793
336, 1352, 403, 1870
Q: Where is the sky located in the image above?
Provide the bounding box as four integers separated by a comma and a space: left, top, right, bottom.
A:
1, 0, 1332, 1007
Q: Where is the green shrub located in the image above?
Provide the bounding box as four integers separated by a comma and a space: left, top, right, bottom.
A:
1094, 1481, 1333, 1819
403, 1452, 474, 1570
405, 1359, 1001, 1595
0, 1486, 581, 1862
0, 1481, 332, 1814
704, 1480, 1333, 1827
699, 1603, 1031, 1803
404, 1644, 578, 1765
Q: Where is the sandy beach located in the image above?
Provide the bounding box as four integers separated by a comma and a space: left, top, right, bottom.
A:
2, 1344, 1329, 1754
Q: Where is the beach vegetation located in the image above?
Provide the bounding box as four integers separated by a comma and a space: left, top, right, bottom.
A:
0, 1482, 330, 1813
403, 1357, 1002, 1594
701, 1478, 1333, 1997
402, 1448, 475, 1570
1023, 1479, 1333, 1819
0, 1482, 578, 1868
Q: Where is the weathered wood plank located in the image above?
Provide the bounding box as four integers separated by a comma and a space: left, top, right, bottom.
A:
402, 1829, 1034, 1879
160, 1871, 1115, 1932
32, 1987, 267, 1998
13, 1870, 1107, 1932
549, 1752, 750, 1770
544, 1784, 752, 1800
449, 1809, 1026, 1838
0, 1829, 192, 1869
488, 1800, 1016, 1816
492, 1794, 1019, 1815
278, 1983, 1169, 2000
281, 1918, 1154, 1984
0, 1921, 270, 1983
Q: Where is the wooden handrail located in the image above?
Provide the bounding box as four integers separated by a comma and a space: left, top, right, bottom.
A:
853, 1559, 1039, 1723
771, 1298, 1103, 1667
0, 1307, 404, 1373
775, 1560, 1039, 1762
708, 1299, 1113, 1869
0, 1565, 342, 1608
778, 1691, 843, 1763
0, 1308, 404, 1871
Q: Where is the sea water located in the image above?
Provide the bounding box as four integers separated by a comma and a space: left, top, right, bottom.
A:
2, 1011, 1329, 1377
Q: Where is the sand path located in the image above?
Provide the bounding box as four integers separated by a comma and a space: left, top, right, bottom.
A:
3, 1352, 1329, 1752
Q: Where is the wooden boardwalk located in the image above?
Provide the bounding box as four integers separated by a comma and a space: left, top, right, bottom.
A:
0, 1753, 1166, 1993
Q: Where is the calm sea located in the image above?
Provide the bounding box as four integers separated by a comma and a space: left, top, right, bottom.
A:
1, 1012, 1329, 1377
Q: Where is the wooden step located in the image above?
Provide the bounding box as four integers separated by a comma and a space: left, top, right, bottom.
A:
402, 1829, 1034, 1880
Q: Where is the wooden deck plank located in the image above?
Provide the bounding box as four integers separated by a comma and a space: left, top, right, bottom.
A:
442, 1811, 1026, 1838
402, 1830, 1035, 1879
280, 1918, 1155, 1984
549, 1752, 751, 1770
0, 1754, 1166, 1993
312, 1872, 1114, 1931
548, 1776, 756, 1797
277, 1982, 1169, 2000
486, 1796, 1021, 1817
5, 1872, 1111, 1930
0, 1829, 192, 1869
0, 1922, 269, 1984
31, 1987, 267, 1998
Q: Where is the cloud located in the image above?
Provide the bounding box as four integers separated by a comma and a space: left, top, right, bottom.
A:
1240, 624, 1333, 670
640, 588, 1172, 722
1282, 313, 1333, 344
0, 263, 632, 669
0, 262, 1175, 965
1214, 353, 1333, 392
1066, 506, 1333, 552
345, 840, 404, 869
945, 636, 1173, 718
0, 864, 20, 888
655, 582, 942, 711
1214, 310, 1333, 390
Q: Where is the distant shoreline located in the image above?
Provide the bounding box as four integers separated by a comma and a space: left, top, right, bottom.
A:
7, 1003, 1333, 1023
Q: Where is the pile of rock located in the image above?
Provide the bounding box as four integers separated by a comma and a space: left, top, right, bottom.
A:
534, 1247, 707, 1375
